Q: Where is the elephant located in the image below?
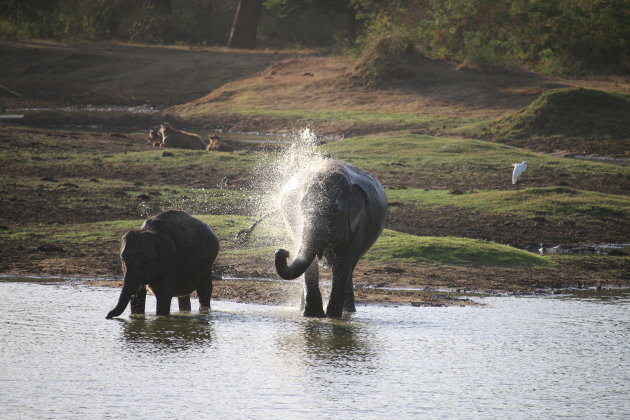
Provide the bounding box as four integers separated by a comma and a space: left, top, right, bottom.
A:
158, 123, 207, 150
106, 210, 219, 319
274, 158, 387, 318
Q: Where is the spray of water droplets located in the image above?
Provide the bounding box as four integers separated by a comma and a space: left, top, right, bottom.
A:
248, 127, 329, 244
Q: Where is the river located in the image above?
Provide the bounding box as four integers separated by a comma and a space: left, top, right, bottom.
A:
1, 279, 628, 419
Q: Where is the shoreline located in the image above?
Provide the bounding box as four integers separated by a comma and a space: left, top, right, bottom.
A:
3, 271, 628, 310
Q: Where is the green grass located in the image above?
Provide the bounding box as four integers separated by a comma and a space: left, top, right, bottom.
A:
365, 229, 551, 267
464, 88, 630, 139
322, 133, 629, 186
387, 187, 630, 224
3, 214, 550, 267
174, 104, 475, 128
0, 175, 255, 217
7, 148, 256, 175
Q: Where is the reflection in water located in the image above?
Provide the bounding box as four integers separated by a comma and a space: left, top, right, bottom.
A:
276, 317, 376, 374
119, 315, 214, 352
555, 287, 630, 303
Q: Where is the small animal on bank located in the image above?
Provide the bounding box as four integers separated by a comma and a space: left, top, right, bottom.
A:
147, 128, 162, 146
512, 161, 528, 185
106, 210, 219, 319
157, 123, 207, 150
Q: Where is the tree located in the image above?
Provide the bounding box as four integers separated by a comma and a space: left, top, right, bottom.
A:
228, 0, 262, 49
147, 0, 171, 14
265, 0, 364, 42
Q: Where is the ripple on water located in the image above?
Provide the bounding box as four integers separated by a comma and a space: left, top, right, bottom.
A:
0, 280, 628, 419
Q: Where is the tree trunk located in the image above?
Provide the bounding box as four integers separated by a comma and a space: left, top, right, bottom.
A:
227, 0, 262, 49
346, 7, 357, 42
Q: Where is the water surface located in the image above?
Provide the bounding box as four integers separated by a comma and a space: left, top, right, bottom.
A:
1, 280, 628, 419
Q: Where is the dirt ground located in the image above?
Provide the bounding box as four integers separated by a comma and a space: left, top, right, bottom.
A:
1, 40, 628, 309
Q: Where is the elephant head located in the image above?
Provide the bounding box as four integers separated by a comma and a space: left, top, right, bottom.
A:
275, 168, 366, 280
106, 231, 160, 319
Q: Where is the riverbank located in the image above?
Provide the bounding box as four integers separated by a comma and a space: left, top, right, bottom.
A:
1, 40, 628, 309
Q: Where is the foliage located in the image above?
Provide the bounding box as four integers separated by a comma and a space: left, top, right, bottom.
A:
1, 0, 627, 73
0, 0, 235, 44
363, 0, 630, 74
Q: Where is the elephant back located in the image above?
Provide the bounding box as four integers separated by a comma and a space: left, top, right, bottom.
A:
143, 210, 219, 271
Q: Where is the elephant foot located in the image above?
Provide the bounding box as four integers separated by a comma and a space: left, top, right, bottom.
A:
199, 305, 210, 313
326, 310, 343, 319
344, 302, 357, 313
303, 307, 325, 318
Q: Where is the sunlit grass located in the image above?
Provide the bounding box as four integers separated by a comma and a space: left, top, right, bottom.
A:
174, 104, 473, 127
365, 229, 552, 267
0, 175, 254, 217
3, 216, 549, 267
386, 187, 630, 224
323, 133, 627, 177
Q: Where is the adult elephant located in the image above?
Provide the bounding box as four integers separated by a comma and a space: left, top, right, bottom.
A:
275, 158, 387, 318
106, 210, 219, 319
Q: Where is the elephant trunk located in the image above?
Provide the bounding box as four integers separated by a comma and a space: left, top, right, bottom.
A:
106, 275, 140, 319
275, 233, 324, 280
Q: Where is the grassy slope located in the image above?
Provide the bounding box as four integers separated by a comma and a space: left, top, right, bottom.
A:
470, 88, 630, 140
387, 187, 629, 225
4, 127, 627, 272
324, 133, 627, 178
6, 216, 551, 268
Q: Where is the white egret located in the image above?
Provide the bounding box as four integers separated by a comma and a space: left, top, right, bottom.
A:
512, 161, 528, 185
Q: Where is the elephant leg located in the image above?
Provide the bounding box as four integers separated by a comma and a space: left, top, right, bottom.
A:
197, 272, 213, 313
327, 261, 353, 318
178, 296, 192, 312
130, 285, 147, 315
344, 271, 357, 313
155, 295, 172, 316
303, 260, 325, 317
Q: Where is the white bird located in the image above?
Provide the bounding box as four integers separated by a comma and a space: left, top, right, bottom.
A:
512, 161, 528, 185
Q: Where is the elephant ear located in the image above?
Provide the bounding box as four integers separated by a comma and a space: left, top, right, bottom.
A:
146, 231, 177, 281
349, 185, 367, 233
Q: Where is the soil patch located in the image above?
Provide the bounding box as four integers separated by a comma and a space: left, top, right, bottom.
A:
0, 40, 296, 108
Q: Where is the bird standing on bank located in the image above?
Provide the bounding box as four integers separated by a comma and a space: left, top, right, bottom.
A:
512, 161, 528, 185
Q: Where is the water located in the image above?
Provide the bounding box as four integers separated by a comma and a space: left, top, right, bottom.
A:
1, 280, 628, 419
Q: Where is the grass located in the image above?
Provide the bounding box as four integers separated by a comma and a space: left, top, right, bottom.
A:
465, 88, 630, 140
322, 133, 630, 189
4, 214, 550, 268
8, 147, 256, 176
386, 187, 630, 224
365, 229, 552, 267
1, 125, 628, 277
172, 103, 475, 129
0, 175, 255, 218
324, 133, 626, 173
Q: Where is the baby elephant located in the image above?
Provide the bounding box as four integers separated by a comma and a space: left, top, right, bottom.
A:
106, 210, 219, 319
